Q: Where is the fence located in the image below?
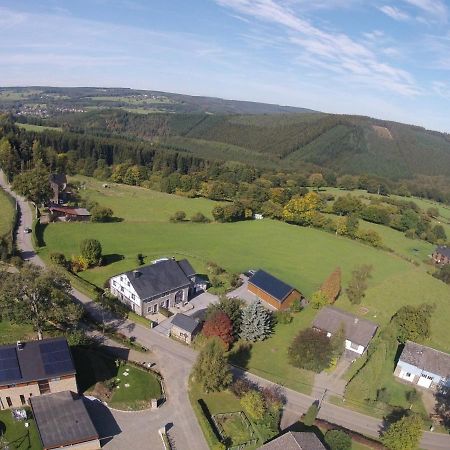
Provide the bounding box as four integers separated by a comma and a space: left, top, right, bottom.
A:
212, 411, 258, 450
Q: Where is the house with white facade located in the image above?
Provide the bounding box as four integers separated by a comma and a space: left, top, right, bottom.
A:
109, 259, 200, 318
394, 341, 450, 389
312, 306, 378, 357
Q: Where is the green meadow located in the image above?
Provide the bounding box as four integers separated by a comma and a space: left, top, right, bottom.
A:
38, 178, 450, 352
0, 187, 15, 237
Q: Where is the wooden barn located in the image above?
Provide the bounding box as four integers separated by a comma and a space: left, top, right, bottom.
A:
247, 270, 302, 310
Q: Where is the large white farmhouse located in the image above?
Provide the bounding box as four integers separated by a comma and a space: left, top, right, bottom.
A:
109, 259, 201, 317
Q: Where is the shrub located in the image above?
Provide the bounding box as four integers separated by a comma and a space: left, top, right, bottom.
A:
191, 212, 210, 223
324, 430, 352, 450
230, 378, 255, 398
310, 290, 329, 309
50, 252, 67, 267
202, 311, 234, 350
241, 390, 266, 421
90, 205, 114, 222
302, 402, 319, 426
136, 253, 145, 265
275, 310, 292, 324
71, 255, 89, 272
170, 210, 186, 222
320, 267, 341, 303
159, 307, 173, 318
80, 238, 102, 267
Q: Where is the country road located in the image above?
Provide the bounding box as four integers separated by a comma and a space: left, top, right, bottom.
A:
1, 171, 449, 450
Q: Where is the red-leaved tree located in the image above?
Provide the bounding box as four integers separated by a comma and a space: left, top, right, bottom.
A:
202, 311, 234, 349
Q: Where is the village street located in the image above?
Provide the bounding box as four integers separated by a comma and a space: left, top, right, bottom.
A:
1, 171, 450, 450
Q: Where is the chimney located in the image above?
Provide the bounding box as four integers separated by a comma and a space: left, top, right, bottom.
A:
133, 270, 141, 278
17, 341, 24, 351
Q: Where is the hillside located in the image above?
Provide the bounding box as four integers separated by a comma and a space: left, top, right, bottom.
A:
61, 109, 450, 178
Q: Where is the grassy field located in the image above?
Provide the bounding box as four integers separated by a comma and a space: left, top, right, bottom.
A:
0, 321, 34, 345
39, 179, 450, 352
0, 409, 42, 450
0, 187, 15, 237
229, 308, 316, 394
16, 123, 62, 133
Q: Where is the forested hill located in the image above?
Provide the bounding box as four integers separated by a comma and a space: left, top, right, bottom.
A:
62, 109, 450, 179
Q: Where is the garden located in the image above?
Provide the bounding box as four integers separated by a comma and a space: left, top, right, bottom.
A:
0, 409, 42, 450
72, 346, 162, 411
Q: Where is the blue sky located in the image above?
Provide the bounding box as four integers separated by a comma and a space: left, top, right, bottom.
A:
0, 0, 449, 131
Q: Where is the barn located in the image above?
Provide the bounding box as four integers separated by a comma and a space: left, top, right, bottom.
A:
247, 270, 302, 310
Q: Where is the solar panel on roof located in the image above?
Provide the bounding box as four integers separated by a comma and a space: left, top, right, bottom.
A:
0, 347, 21, 383
39, 340, 74, 376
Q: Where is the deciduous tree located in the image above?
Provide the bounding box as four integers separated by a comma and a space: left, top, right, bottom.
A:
393, 303, 434, 343
310, 290, 329, 309
192, 337, 232, 393
345, 265, 373, 305
320, 267, 341, 303
381, 414, 423, 450
241, 390, 266, 421
12, 164, 53, 205
202, 311, 234, 349
80, 238, 103, 267
282, 192, 321, 225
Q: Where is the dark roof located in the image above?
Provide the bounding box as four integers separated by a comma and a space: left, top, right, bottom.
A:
122, 259, 194, 300
31, 391, 99, 449
259, 432, 326, 450
49, 205, 90, 216
249, 270, 296, 303
49, 173, 67, 187
0, 337, 76, 386
171, 313, 200, 334
435, 246, 450, 259
178, 259, 196, 278
312, 307, 378, 348
399, 341, 450, 377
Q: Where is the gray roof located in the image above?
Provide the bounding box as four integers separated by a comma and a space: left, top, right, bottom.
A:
0, 337, 76, 387
178, 259, 196, 278
171, 313, 200, 334
435, 245, 450, 259
249, 270, 296, 303
399, 341, 450, 377
259, 432, 326, 450
312, 307, 378, 348
31, 391, 99, 449
122, 259, 195, 300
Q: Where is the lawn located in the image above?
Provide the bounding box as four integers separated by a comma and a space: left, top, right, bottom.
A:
0, 187, 15, 237
0, 321, 34, 345
229, 308, 317, 394
72, 346, 161, 411
0, 409, 42, 450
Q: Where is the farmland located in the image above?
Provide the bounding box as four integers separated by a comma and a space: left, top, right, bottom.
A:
38, 178, 450, 352
16, 123, 62, 133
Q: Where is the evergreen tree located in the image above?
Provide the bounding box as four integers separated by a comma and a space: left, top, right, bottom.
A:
240, 301, 272, 342
192, 337, 232, 393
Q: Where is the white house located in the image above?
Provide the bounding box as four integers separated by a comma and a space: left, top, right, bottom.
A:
109, 259, 200, 318
312, 306, 378, 357
394, 341, 450, 389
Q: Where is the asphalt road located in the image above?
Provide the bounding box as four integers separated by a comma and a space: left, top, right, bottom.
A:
1, 171, 449, 450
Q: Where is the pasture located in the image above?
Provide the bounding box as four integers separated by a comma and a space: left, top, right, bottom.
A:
39, 179, 450, 352
16, 123, 62, 133
0, 187, 15, 237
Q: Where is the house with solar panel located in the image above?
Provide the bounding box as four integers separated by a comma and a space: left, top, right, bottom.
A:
0, 337, 77, 410
247, 269, 303, 310
109, 258, 205, 317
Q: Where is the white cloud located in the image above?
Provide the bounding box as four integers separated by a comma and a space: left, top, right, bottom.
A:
379, 5, 410, 21
402, 0, 448, 21
216, 0, 419, 96
432, 81, 450, 98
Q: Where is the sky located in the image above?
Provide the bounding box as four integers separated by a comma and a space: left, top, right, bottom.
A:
0, 0, 449, 131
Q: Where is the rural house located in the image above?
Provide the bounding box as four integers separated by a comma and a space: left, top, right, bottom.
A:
259, 431, 326, 450
248, 270, 302, 311
394, 341, 450, 389
49, 173, 67, 204
0, 337, 77, 409
170, 313, 201, 344
312, 307, 378, 357
109, 258, 202, 317
432, 245, 450, 265
31, 391, 100, 450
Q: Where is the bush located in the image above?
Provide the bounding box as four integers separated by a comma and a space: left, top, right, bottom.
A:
310, 290, 329, 309
320, 267, 341, 303
159, 307, 173, 318
324, 430, 352, 450
90, 205, 114, 222
241, 390, 266, 421
136, 253, 145, 265
80, 238, 102, 267
170, 210, 186, 222
191, 212, 210, 223
274, 310, 292, 324
230, 378, 256, 398
50, 252, 67, 267
302, 402, 319, 426
71, 255, 89, 272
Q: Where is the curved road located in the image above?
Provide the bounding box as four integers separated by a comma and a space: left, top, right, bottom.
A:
1, 171, 449, 450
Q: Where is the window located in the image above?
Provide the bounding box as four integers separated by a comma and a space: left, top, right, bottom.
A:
120, 276, 123, 281
20, 395, 26, 406
427, 375, 434, 380
51, 377, 61, 382
113, 281, 116, 286
127, 281, 130, 287
131, 294, 135, 300
121, 287, 124, 292
175, 290, 183, 303
406, 372, 411, 377
6, 397, 12, 407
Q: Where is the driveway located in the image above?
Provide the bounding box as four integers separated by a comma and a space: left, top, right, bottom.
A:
226, 276, 258, 304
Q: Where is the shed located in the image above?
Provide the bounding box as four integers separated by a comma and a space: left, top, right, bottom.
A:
170, 313, 201, 344
248, 270, 302, 310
